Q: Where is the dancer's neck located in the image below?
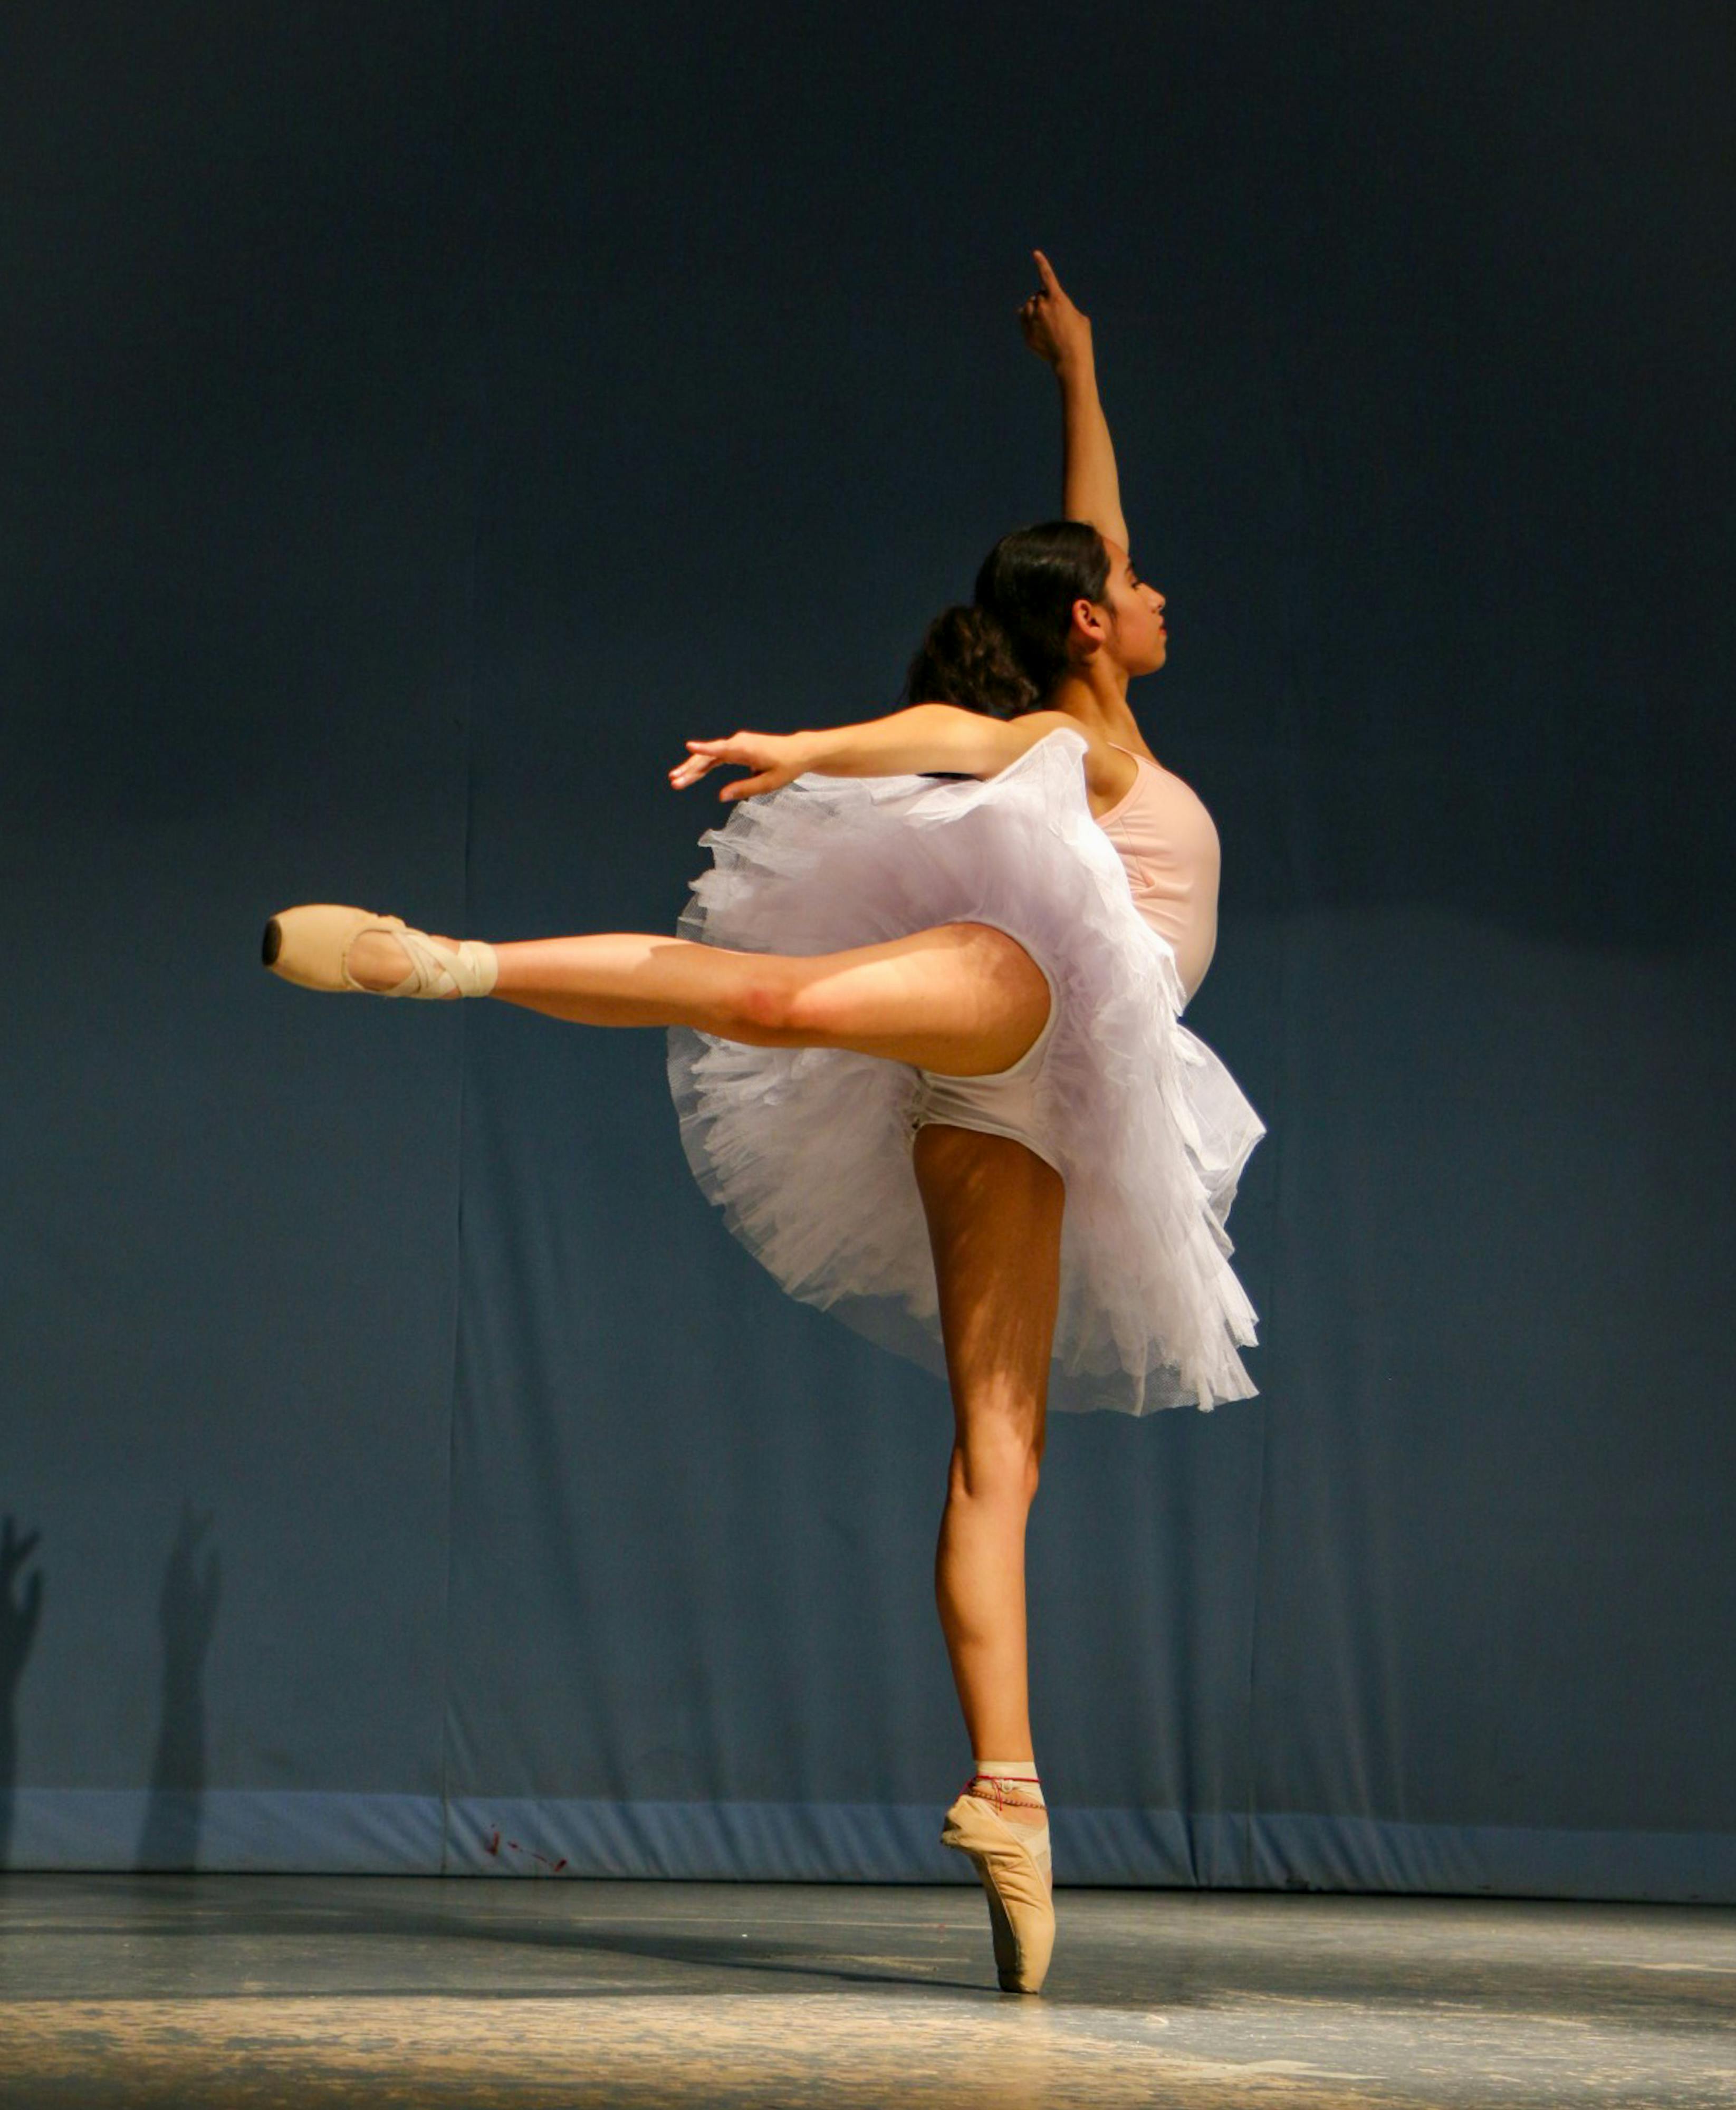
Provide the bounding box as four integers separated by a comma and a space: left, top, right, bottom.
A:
1048, 667, 1150, 760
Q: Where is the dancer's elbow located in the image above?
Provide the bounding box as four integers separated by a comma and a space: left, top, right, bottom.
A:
975, 710, 1077, 777
901, 703, 1046, 778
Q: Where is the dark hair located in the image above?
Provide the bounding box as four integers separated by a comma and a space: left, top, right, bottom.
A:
901, 520, 1111, 719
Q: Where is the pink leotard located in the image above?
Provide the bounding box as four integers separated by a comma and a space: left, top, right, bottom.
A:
1092, 743, 1221, 1004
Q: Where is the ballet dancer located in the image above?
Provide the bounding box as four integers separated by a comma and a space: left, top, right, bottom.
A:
262, 252, 1264, 1994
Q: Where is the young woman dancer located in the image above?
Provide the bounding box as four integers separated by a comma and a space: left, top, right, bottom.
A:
262, 252, 1263, 1995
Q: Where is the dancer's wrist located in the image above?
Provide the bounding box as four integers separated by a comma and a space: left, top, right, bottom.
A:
789, 727, 836, 775
1054, 344, 1098, 392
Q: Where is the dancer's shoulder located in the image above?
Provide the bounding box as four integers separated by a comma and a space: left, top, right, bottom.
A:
1005, 711, 1138, 807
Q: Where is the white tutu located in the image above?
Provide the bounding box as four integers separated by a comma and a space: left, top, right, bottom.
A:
666, 726, 1265, 1415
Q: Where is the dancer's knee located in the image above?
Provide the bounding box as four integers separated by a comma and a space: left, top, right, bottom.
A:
720, 962, 809, 1043
949, 1421, 1043, 1511
743, 966, 884, 1046
720, 962, 890, 1049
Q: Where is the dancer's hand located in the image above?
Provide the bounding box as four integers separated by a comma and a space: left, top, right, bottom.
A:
1019, 250, 1093, 374
670, 730, 811, 802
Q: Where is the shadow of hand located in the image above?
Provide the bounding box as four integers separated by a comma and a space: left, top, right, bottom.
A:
0, 1514, 43, 1697
160, 1500, 221, 1675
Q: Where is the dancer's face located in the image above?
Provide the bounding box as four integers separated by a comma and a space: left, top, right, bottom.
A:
1092, 538, 1168, 676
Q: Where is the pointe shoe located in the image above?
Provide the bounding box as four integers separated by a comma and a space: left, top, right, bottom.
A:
941, 1791, 1055, 1993
261, 904, 498, 998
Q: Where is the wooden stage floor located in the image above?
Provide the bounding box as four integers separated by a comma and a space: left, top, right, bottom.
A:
1, 1874, 1731, 2106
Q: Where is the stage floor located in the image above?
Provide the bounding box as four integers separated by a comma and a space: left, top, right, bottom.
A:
0, 1875, 1731, 2106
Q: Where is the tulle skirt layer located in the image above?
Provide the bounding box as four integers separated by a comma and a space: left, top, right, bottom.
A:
666, 727, 1265, 1415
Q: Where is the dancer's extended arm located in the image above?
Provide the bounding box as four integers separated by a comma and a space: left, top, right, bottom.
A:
1020, 250, 1129, 551
670, 704, 1105, 803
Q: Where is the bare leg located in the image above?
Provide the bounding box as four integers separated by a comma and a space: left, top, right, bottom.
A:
350, 920, 1050, 1078
913, 1123, 1064, 1760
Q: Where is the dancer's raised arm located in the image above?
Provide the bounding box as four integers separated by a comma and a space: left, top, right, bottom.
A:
671, 704, 1095, 803
1019, 250, 1130, 552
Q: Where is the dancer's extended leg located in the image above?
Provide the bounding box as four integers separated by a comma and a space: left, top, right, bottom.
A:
348, 920, 1049, 1078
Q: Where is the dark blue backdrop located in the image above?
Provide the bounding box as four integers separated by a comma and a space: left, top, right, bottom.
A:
3, 2, 1732, 1895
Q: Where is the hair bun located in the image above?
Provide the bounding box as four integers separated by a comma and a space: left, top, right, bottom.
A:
901, 603, 1040, 721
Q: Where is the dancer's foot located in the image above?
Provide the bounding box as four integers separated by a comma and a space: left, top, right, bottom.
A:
262, 904, 498, 998
941, 1769, 1054, 1994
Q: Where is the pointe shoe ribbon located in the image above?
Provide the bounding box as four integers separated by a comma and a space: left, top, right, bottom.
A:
940, 1791, 1056, 1994
376, 925, 499, 999
263, 905, 498, 998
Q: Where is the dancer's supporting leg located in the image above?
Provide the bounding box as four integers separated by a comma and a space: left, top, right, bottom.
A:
915, 1121, 1062, 1992
913, 1123, 1061, 1761
347, 920, 1048, 1077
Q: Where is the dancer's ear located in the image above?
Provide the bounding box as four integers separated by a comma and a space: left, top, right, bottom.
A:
1068, 595, 1110, 656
